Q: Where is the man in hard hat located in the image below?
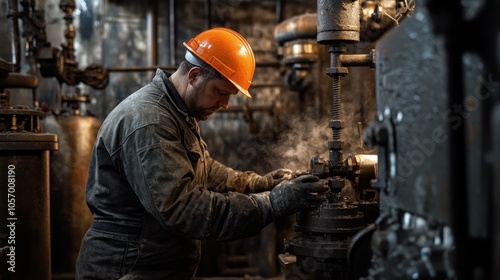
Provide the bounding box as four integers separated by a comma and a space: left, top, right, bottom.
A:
75, 27, 329, 279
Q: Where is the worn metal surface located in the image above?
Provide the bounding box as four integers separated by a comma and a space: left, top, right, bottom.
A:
0, 133, 57, 280
364, 0, 496, 278
317, 0, 360, 43
41, 114, 100, 277
374, 6, 452, 224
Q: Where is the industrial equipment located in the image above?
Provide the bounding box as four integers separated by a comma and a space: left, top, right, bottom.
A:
275, 1, 414, 279
0, 59, 58, 280
275, 0, 500, 279
362, 0, 500, 278
2, 0, 499, 279
1, 1, 104, 279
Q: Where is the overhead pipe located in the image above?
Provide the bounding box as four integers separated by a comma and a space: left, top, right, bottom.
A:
274, 13, 317, 45
105, 61, 280, 73
220, 104, 274, 114
106, 65, 177, 72
274, 13, 320, 94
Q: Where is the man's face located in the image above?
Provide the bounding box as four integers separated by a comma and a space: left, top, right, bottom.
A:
186, 71, 238, 121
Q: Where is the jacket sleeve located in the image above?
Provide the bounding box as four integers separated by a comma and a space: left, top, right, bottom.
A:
205, 153, 262, 194
120, 123, 275, 241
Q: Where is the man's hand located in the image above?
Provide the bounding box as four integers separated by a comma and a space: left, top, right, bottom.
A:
269, 174, 329, 219
247, 168, 293, 193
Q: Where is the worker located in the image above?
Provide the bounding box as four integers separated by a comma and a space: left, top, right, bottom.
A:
75, 27, 329, 279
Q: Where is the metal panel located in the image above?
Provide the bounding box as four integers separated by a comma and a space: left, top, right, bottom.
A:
375, 8, 451, 224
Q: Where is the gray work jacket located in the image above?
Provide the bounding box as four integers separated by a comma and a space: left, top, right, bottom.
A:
76, 69, 274, 280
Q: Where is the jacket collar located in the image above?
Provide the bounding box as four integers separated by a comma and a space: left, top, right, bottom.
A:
158, 69, 190, 116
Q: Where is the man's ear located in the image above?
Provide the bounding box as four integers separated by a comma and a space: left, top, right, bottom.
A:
188, 67, 202, 85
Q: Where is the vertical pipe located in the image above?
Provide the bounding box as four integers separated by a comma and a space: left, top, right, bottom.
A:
276, 0, 283, 24
30, 0, 45, 105
205, 0, 211, 29
317, 0, 360, 44
7, 0, 21, 72
147, 0, 158, 66
168, 0, 176, 65
60, 0, 76, 62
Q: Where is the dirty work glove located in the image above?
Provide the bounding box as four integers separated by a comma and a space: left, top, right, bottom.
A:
269, 174, 329, 219
247, 168, 293, 193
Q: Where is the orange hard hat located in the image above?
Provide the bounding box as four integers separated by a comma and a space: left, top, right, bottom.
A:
183, 27, 255, 98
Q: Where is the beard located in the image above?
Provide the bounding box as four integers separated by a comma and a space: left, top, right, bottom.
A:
191, 106, 217, 121
186, 81, 219, 121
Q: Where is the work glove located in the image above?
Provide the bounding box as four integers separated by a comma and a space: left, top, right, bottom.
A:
269, 174, 329, 219
247, 168, 294, 193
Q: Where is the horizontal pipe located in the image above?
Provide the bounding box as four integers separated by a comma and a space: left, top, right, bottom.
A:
106, 61, 281, 73
106, 65, 177, 72
340, 54, 374, 67
274, 12, 317, 45
220, 104, 274, 113
250, 83, 282, 88
0, 73, 39, 89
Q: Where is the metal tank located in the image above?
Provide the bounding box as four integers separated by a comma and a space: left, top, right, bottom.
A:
41, 90, 100, 279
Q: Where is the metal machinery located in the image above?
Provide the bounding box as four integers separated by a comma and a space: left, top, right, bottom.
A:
2, 1, 499, 280
362, 0, 500, 279
0, 61, 58, 280
40, 2, 104, 279
277, 0, 500, 279
0, 2, 58, 279
1, 1, 107, 279
274, 1, 413, 279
